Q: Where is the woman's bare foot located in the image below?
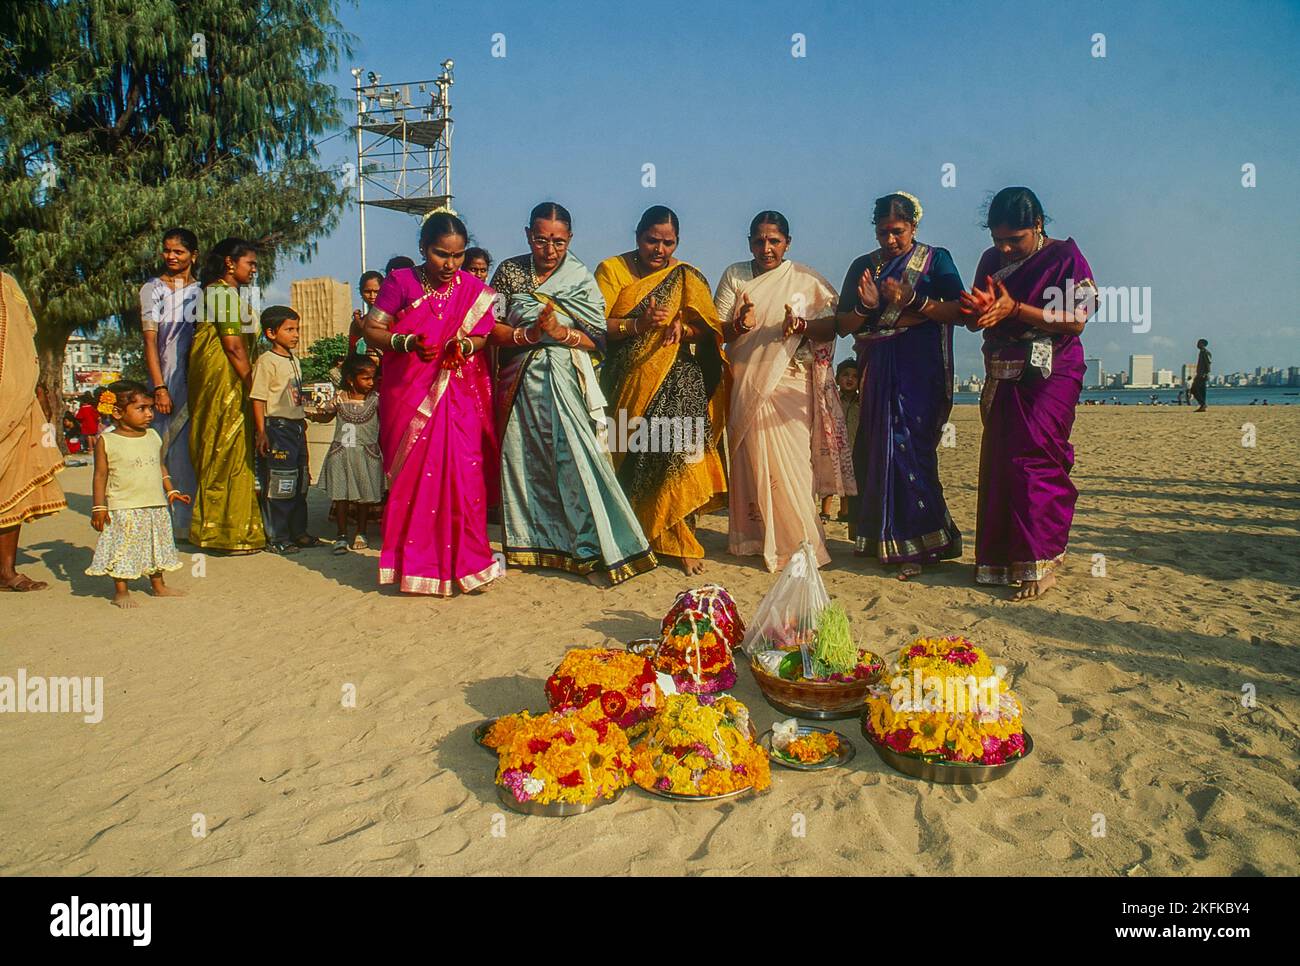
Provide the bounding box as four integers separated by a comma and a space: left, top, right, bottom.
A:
679, 556, 706, 577
1011, 573, 1057, 601
150, 579, 186, 598
585, 570, 612, 588
112, 588, 138, 609
896, 563, 922, 581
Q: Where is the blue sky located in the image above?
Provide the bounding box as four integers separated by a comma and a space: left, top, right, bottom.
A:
274, 0, 1300, 378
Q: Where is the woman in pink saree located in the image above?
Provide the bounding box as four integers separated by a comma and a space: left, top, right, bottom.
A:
362, 212, 501, 596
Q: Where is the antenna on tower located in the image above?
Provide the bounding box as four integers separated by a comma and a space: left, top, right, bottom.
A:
350, 61, 456, 272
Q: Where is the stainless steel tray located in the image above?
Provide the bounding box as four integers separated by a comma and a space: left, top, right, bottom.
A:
761, 725, 856, 771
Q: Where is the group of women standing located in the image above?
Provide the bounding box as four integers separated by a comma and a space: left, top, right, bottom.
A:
359, 184, 1095, 602
2, 184, 1092, 602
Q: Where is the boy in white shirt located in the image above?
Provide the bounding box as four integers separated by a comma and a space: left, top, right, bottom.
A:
250, 306, 319, 554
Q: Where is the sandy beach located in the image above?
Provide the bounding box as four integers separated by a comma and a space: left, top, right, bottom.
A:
1, 404, 1296, 876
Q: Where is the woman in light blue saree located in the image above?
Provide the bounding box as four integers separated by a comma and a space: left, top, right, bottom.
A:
490, 203, 657, 585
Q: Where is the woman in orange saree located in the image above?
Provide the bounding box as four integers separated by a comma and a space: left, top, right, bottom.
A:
595, 206, 730, 576
0, 272, 67, 591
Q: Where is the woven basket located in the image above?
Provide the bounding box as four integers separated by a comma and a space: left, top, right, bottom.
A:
748, 659, 881, 718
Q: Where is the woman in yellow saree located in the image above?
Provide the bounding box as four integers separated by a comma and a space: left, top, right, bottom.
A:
595, 206, 730, 575
187, 238, 266, 552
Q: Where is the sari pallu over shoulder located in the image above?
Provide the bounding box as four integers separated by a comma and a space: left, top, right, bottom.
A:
720, 259, 842, 570
373, 268, 500, 595
594, 257, 731, 560
491, 254, 656, 583
973, 238, 1095, 585
845, 244, 964, 564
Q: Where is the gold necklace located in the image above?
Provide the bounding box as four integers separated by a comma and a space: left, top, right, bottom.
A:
419, 264, 460, 299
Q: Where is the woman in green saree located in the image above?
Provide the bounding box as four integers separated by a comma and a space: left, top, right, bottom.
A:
188, 238, 266, 552
491, 203, 656, 585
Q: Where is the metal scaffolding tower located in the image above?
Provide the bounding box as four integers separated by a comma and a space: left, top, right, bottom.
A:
350, 60, 455, 271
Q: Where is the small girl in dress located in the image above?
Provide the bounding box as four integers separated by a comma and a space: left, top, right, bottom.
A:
87, 380, 190, 607
312, 355, 384, 554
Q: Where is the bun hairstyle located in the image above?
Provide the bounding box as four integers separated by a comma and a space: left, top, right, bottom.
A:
983, 187, 1047, 230
529, 202, 572, 231
749, 210, 790, 240
872, 192, 922, 225
384, 255, 415, 275
417, 211, 469, 254
636, 205, 680, 238
161, 227, 199, 252
199, 237, 257, 287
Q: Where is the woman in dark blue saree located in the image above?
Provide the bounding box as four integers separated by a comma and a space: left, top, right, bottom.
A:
835, 192, 966, 579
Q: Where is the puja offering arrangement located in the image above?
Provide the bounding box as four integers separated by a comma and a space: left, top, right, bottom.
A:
545, 647, 663, 733
631, 693, 771, 797
654, 584, 745, 695
742, 546, 884, 717
863, 636, 1027, 766
768, 719, 844, 765
487, 704, 635, 807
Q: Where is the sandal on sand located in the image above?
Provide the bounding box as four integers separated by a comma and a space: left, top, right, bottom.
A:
331, 538, 349, 556
268, 542, 300, 555
1, 574, 48, 592
294, 534, 322, 548
351, 535, 369, 551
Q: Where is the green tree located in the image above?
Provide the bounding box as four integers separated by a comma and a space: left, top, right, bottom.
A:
0, 0, 354, 415
95, 324, 147, 382
301, 332, 346, 383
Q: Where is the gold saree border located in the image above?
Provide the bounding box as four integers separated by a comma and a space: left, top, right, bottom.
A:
379, 558, 503, 597
505, 546, 657, 585
975, 551, 1066, 585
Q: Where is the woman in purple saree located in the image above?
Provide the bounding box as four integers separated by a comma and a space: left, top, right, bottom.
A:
362, 212, 501, 596
834, 192, 966, 579
963, 187, 1097, 600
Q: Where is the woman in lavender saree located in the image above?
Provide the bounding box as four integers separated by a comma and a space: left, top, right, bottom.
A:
834, 193, 966, 579
362, 212, 501, 596
963, 187, 1096, 601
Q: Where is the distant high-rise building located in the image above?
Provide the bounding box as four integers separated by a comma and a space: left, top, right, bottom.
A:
1129, 354, 1154, 388
1181, 363, 1196, 385
1156, 368, 1174, 387
290, 278, 351, 352
1289, 366, 1300, 387
1083, 357, 1104, 388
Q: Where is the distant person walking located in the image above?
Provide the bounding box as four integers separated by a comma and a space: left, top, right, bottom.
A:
1190, 339, 1211, 411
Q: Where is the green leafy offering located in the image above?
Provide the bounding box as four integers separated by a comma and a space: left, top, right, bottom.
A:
812, 603, 856, 677
777, 651, 804, 681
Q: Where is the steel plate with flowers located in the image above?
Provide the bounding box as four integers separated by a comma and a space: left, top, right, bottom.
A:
761, 720, 856, 771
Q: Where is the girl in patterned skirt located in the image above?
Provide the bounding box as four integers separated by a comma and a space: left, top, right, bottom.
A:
312, 355, 384, 554
87, 381, 190, 607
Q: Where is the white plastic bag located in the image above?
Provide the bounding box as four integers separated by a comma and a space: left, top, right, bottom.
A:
741, 542, 829, 676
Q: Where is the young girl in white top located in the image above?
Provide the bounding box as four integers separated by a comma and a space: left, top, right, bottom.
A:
87, 380, 191, 607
